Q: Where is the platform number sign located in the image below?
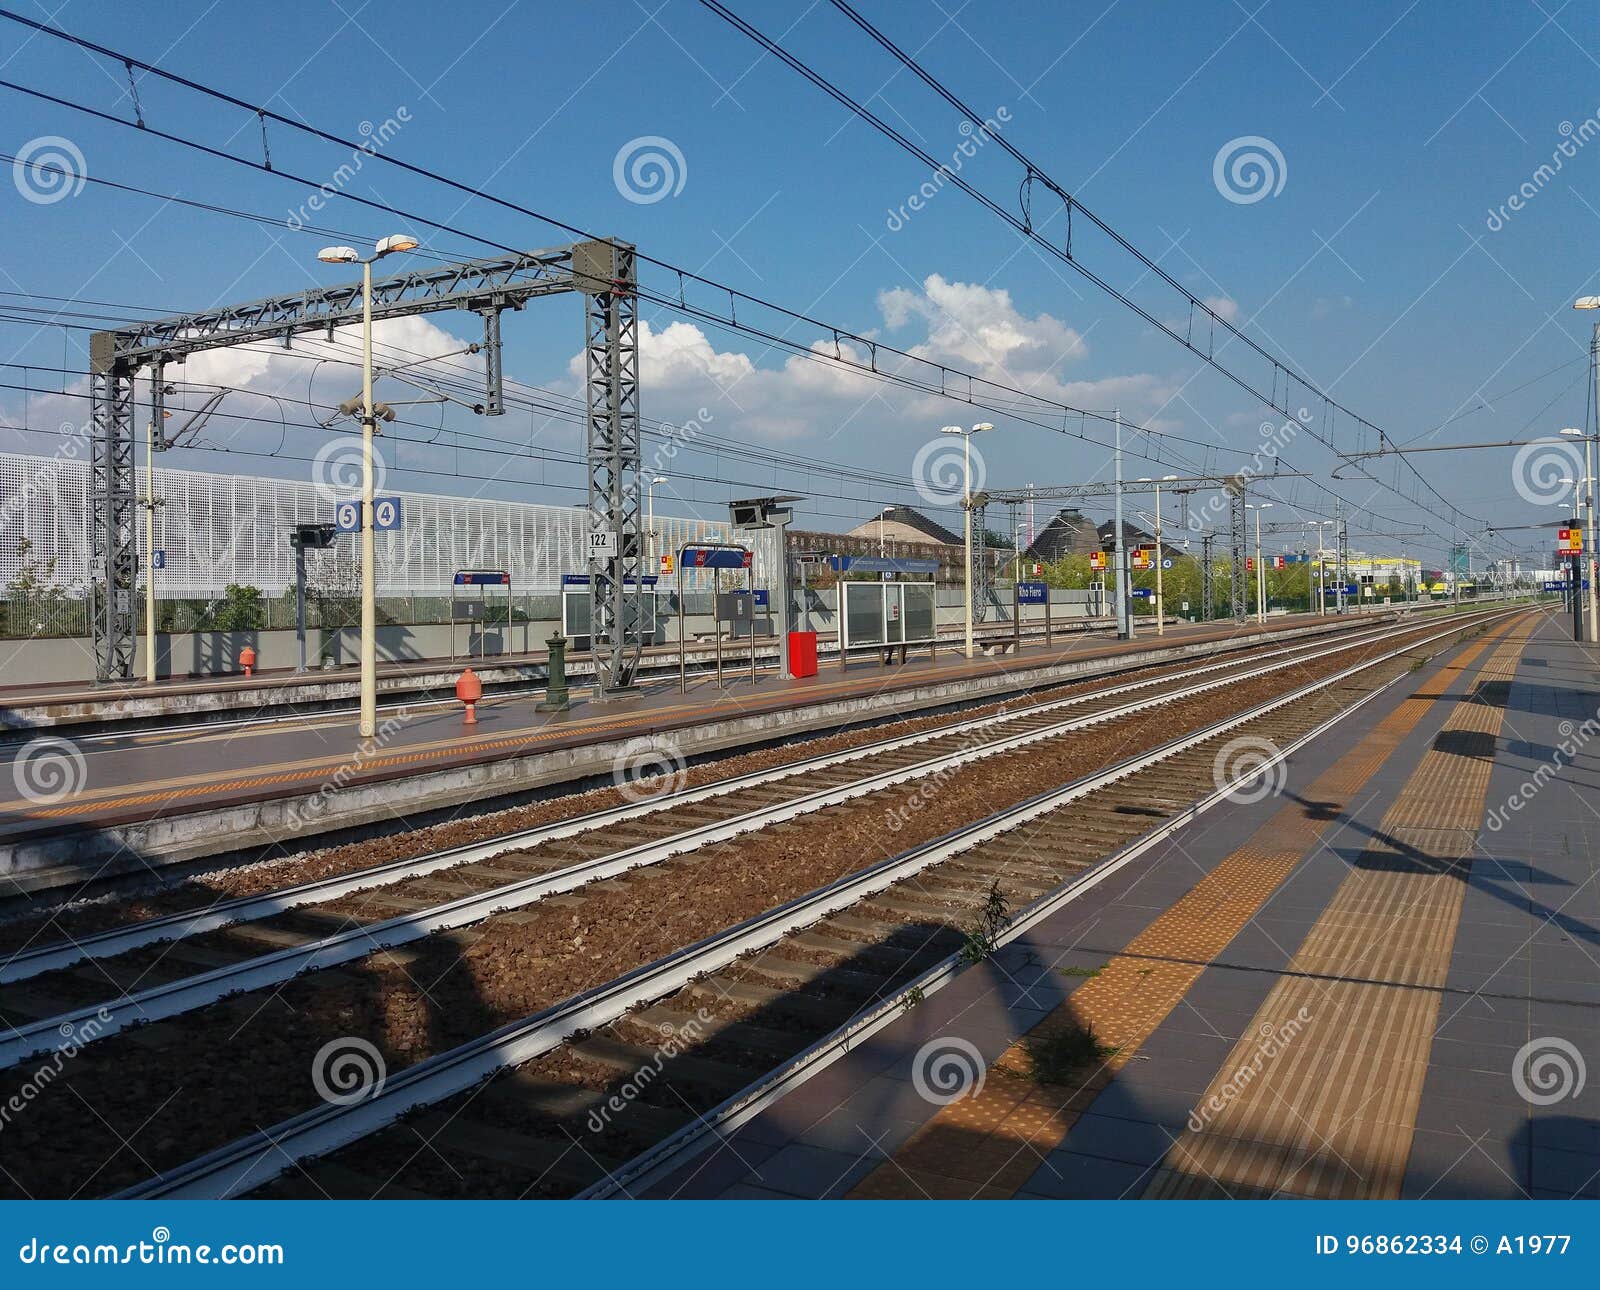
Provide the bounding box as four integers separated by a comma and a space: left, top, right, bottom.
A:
152, 549, 165, 570
372, 497, 402, 531
334, 499, 361, 533
588, 529, 618, 559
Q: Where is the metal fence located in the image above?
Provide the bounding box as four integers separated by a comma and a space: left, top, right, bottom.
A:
0, 450, 791, 638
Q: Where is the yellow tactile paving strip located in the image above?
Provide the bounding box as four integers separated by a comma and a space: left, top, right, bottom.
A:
1142, 618, 1537, 1199
848, 619, 1522, 1200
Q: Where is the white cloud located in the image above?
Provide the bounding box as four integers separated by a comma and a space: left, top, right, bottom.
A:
1204, 295, 1240, 323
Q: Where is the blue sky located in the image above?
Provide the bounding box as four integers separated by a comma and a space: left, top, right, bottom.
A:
4, 0, 1600, 567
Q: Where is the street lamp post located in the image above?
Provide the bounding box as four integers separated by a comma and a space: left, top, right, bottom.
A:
1562, 425, 1596, 643
1572, 296, 1600, 646
942, 422, 993, 659
317, 233, 419, 739
1247, 502, 1272, 623
1306, 520, 1333, 616
647, 475, 667, 570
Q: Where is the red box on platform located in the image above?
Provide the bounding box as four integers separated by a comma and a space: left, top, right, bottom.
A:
788, 631, 818, 678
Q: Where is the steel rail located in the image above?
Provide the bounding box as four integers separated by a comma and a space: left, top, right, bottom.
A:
584, 614, 1510, 1197
113, 607, 1516, 1199
0, 617, 1407, 987
0, 615, 1440, 1069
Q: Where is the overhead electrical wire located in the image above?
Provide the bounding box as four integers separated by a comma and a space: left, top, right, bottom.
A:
0, 7, 1496, 555
714, 0, 1484, 538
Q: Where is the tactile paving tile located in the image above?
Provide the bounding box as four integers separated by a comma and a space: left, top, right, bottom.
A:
846, 624, 1518, 1201
1143, 622, 1539, 1200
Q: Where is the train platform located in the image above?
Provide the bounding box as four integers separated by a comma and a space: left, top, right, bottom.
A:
649, 608, 1600, 1201
0, 611, 1383, 893
0, 619, 1124, 738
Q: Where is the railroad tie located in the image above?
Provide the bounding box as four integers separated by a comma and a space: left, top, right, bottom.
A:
848, 621, 1518, 1201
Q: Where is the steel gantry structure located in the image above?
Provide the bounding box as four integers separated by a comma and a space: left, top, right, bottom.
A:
87, 238, 644, 691
976, 473, 1300, 621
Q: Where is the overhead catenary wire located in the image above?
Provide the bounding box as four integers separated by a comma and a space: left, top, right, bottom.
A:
0, 7, 1503, 558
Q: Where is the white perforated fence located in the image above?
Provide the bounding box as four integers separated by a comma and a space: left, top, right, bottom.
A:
0, 451, 779, 634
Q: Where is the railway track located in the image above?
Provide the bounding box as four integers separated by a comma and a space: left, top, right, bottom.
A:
0, 605, 1508, 1200
0, 613, 1468, 1071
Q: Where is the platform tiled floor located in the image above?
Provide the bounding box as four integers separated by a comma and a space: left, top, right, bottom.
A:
642, 609, 1599, 1201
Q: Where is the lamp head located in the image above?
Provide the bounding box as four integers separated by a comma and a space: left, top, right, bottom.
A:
317, 246, 360, 264
971, 422, 995, 433
375, 233, 419, 258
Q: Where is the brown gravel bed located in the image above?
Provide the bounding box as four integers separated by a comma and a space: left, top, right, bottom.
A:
0, 644, 1282, 961
0, 620, 1478, 1199
307, 634, 1492, 1198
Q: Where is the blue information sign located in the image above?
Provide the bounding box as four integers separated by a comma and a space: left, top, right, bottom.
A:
334, 499, 360, 533
1017, 581, 1048, 605
827, 554, 939, 575
682, 546, 752, 570
453, 570, 510, 586
372, 496, 403, 531
152, 549, 165, 570
1131, 587, 1154, 599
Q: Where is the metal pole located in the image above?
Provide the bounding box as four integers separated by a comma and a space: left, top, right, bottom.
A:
1587, 327, 1599, 641
295, 544, 308, 673
1153, 480, 1164, 637
775, 517, 792, 679
359, 257, 377, 739
678, 553, 686, 695
1255, 510, 1265, 624
963, 433, 975, 659
1114, 410, 1129, 639
142, 409, 157, 684
1574, 552, 1584, 641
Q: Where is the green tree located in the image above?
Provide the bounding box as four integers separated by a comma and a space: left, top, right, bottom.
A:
202, 584, 266, 631
3, 538, 73, 637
